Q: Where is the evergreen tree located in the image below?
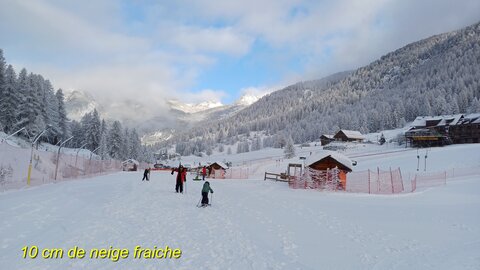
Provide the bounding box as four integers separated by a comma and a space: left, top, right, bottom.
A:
0, 49, 6, 132
129, 129, 141, 160
14, 69, 31, 133
69, 120, 83, 148
55, 89, 69, 139
84, 109, 101, 151
99, 120, 109, 160
284, 137, 295, 158
122, 128, 130, 159
0, 65, 18, 133
108, 121, 124, 160
43, 79, 60, 143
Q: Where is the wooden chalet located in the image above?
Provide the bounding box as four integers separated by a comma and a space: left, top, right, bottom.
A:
320, 134, 335, 146
305, 151, 353, 189
333, 130, 364, 142
206, 162, 229, 178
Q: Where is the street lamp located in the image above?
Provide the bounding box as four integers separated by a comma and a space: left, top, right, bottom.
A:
27, 126, 51, 186
54, 136, 74, 181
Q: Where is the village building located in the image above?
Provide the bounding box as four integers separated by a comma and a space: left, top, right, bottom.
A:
333, 130, 364, 142
405, 113, 480, 147
305, 151, 354, 190
206, 162, 229, 179
320, 134, 335, 146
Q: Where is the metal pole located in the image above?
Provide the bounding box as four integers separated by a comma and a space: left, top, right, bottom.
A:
54, 136, 74, 181
2, 127, 26, 143
27, 128, 49, 186
88, 146, 101, 175
75, 143, 88, 168
416, 149, 420, 171
424, 149, 428, 172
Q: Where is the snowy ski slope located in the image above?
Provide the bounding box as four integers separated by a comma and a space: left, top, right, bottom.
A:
1, 144, 479, 270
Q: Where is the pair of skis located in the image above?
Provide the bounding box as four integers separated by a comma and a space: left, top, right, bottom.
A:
196, 193, 213, 208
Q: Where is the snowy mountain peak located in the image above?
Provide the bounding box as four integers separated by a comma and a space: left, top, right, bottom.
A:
168, 100, 224, 114
64, 90, 99, 121
235, 94, 261, 106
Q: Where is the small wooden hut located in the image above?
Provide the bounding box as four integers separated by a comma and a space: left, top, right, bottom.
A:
305, 151, 353, 189
206, 162, 229, 178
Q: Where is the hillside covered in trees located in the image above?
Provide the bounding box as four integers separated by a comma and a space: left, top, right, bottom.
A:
166, 21, 480, 156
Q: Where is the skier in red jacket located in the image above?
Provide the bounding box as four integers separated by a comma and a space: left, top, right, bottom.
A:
171, 165, 187, 193
202, 166, 207, 181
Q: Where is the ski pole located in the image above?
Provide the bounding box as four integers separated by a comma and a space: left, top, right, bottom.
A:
196, 198, 201, 207
210, 192, 213, 206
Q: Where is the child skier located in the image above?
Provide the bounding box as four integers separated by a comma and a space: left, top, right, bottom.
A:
201, 181, 214, 207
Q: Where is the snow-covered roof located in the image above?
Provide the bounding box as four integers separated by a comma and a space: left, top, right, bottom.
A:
210, 162, 228, 169
321, 134, 335, 139
337, 130, 364, 139
411, 114, 464, 127
460, 113, 480, 124
305, 150, 353, 171
122, 159, 139, 165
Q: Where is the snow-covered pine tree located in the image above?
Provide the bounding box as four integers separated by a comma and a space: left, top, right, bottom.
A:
128, 129, 141, 160
43, 79, 61, 144
122, 128, 130, 160
284, 137, 295, 159
26, 73, 45, 138
0, 65, 19, 133
55, 89, 69, 139
0, 49, 6, 132
99, 119, 109, 160
85, 109, 101, 151
467, 97, 480, 113
13, 69, 31, 134
108, 121, 124, 160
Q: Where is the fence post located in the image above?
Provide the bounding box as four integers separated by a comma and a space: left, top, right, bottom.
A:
368, 169, 371, 194
411, 175, 416, 192
399, 168, 404, 192
390, 167, 394, 194
377, 167, 380, 193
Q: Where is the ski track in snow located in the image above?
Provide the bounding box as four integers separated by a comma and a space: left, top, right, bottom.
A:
1, 170, 480, 270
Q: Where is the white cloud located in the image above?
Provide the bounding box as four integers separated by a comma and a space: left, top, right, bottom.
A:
179, 89, 228, 104
162, 25, 254, 56
2, 0, 480, 126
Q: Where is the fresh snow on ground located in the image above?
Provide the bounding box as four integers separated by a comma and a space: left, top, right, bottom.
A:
1, 142, 479, 270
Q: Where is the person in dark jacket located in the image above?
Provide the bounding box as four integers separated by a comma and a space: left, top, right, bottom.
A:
142, 168, 150, 181
201, 181, 213, 206
171, 166, 187, 193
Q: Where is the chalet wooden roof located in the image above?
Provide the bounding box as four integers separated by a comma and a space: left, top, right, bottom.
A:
335, 130, 364, 140
305, 151, 353, 171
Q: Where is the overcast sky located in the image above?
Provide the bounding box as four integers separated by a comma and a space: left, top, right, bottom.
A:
1, 0, 479, 117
